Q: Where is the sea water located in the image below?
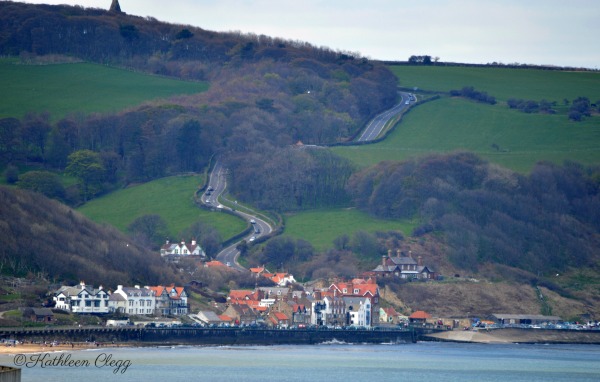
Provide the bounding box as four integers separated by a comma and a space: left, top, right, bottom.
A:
2, 342, 599, 382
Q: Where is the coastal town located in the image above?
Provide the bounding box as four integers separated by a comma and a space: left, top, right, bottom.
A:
6, 242, 596, 334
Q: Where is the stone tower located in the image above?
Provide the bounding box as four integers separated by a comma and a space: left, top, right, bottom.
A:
109, 0, 122, 13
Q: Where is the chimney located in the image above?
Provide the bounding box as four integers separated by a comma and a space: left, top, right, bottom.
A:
408, 250, 413, 259
135, 285, 140, 289
117, 285, 123, 291
79, 281, 85, 289
397, 249, 401, 257
382, 255, 387, 267
191, 239, 196, 246
418, 256, 423, 266
166, 239, 169, 245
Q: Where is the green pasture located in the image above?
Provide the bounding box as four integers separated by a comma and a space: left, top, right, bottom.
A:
77, 175, 245, 241
334, 97, 600, 173
390, 65, 600, 102
0, 58, 208, 120
282, 208, 416, 252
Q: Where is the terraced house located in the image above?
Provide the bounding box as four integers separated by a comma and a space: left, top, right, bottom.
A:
109, 285, 156, 315
148, 285, 189, 316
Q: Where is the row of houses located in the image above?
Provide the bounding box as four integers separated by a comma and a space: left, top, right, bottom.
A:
53, 282, 188, 316
194, 278, 385, 328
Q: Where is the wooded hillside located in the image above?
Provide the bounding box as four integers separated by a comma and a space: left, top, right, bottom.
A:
347, 152, 600, 275
0, 1, 396, 210
0, 186, 178, 286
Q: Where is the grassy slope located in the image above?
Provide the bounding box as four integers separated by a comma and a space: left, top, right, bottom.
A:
333, 97, 600, 173
310, 66, 600, 251
389, 65, 600, 102
283, 208, 417, 252
77, 175, 245, 241
333, 66, 600, 173
0, 58, 208, 120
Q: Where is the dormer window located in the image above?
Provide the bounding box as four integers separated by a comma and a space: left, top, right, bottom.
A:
354, 289, 359, 294
342, 288, 347, 294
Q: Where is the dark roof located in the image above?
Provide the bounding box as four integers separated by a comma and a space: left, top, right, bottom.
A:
31, 308, 54, 316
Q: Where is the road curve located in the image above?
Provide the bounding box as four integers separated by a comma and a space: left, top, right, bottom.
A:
207, 92, 415, 270
203, 161, 273, 271
357, 92, 414, 142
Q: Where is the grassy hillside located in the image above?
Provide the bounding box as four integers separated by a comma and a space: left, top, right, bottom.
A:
0, 58, 208, 119
389, 65, 600, 102
333, 97, 600, 173
283, 208, 416, 252
332, 66, 600, 173
77, 175, 245, 241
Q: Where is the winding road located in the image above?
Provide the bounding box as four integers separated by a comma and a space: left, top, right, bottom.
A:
206, 91, 416, 270
357, 92, 415, 141
203, 161, 273, 271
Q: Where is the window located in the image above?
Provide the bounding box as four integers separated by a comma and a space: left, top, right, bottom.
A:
354, 289, 359, 294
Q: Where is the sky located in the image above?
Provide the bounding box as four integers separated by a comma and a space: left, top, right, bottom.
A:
15, 0, 600, 69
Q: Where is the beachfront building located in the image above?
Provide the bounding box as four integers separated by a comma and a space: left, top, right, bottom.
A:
53, 282, 109, 314
148, 285, 189, 316
110, 285, 156, 315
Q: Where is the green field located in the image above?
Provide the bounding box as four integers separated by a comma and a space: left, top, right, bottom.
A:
282, 208, 417, 252
0, 58, 208, 120
334, 97, 600, 173
333, 66, 600, 173
77, 175, 245, 241
390, 65, 600, 102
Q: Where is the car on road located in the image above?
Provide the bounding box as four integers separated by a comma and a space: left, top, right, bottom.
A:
405, 100, 410, 105
249, 236, 256, 242
250, 219, 256, 224
208, 187, 214, 191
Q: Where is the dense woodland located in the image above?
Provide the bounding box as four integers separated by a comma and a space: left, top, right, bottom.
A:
347, 153, 600, 274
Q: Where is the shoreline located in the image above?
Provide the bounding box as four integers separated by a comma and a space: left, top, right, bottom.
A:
424, 328, 600, 344
0, 342, 134, 355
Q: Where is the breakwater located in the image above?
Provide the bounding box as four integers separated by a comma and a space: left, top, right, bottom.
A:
0, 326, 418, 346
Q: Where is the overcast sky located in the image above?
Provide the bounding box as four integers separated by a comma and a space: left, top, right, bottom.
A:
16, 0, 600, 68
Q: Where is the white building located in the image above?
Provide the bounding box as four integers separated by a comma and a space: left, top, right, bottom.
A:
343, 297, 372, 327
110, 285, 156, 315
53, 282, 109, 314
160, 239, 205, 258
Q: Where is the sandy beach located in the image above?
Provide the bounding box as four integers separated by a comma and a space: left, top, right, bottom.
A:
0, 342, 130, 354
426, 328, 600, 344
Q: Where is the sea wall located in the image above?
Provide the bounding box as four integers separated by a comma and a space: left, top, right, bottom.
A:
0, 327, 416, 346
